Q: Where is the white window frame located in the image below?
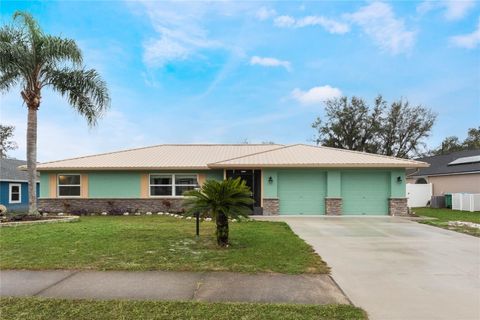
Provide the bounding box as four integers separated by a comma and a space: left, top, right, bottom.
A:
9, 183, 21, 204
149, 173, 199, 198
57, 174, 82, 198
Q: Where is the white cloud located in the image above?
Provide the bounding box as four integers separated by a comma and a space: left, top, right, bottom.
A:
255, 7, 277, 21
274, 15, 296, 27
250, 56, 291, 71
450, 18, 480, 48
137, 2, 223, 68
143, 37, 190, 67
444, 0, 476, 20
295, 16, 350, 34
417, 0, 476, 21
291, 85, 342, 105
274, 15, 349, 34
347, 2, 416, 54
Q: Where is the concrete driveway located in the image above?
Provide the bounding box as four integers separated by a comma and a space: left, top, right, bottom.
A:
258, 216, 480, 320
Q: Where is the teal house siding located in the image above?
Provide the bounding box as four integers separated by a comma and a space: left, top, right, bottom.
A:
390, 169, 406, 198
326, 170, 341, 197
39, 173, 50, 198
263, 169, 278, 198
88, 172, 141, 198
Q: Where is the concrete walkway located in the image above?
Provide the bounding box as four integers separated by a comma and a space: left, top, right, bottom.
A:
256, 216, 480, 320
0, 270, 350, 305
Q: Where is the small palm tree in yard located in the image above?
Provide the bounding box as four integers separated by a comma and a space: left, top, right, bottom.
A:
184, 178, 254, 247
0, 11, 110, 214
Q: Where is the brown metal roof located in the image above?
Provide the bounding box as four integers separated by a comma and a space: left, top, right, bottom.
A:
35, 144, 428, 171
35, 144, 284, 171
208, 144, 429, 168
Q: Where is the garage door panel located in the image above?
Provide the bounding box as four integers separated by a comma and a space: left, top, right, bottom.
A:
341, 172, 389, 215
278, 171, 326, 215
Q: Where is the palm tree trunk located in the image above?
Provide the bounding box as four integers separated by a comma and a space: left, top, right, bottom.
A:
215, 212, 229, 247
27, 107, 38, 215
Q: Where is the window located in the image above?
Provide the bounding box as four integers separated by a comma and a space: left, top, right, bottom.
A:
58, 174, 81, 197
150, 174, 198, 197
415, 178, 428, 184
9, 184, 21, 203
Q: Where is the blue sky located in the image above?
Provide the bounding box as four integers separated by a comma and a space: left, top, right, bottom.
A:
1, 0, 479, 161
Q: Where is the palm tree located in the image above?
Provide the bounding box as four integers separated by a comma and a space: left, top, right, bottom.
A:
0, 11, 110, 214
184, 178, 253, 247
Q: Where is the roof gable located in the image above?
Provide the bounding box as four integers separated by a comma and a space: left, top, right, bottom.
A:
209, 144, 428, 168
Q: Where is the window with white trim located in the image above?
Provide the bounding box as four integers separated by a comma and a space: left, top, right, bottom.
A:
9, 183, 21, 203
150, 174, 198, 197
58, 174, 81, 197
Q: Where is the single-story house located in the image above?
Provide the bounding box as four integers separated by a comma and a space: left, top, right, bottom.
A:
0, 158, 39, 212
34, 144, 428, 216
407, 149, 480, 196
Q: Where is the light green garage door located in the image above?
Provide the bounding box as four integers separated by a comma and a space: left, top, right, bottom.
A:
278, 170, 326, 215
341, 171, 389, 215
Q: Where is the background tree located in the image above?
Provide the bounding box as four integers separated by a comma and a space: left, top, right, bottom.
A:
312, 96, 383, 153
463, 127, 480, 150
379, 99, 436, 158
0, 12, 110, 214
312, 95, 436, 158
183, 178, 253, 247
433, 127, 480, 155
0, 124, 18, 158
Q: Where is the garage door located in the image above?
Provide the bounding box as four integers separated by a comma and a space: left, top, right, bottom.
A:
341, 171, 389, 215
278, 170, 326, 215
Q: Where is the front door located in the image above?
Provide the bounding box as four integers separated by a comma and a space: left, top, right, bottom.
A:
226, 169, 262, 215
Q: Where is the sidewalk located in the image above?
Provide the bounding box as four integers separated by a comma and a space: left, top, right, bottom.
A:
0, 270, 350, 305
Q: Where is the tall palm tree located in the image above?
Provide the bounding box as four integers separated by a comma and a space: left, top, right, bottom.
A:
184, 178, 253, 247
0, 11, 110, 214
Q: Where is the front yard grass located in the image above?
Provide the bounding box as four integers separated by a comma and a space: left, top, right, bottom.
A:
0, 297, 367, 320
0, 216, 328, 274
413, 207, 480, 237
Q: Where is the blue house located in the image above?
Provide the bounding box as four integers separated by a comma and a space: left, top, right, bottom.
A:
0, 158, 39, 212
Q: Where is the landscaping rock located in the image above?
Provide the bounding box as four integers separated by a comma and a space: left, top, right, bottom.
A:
448, 221, 480, 229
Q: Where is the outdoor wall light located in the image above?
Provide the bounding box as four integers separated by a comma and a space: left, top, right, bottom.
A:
268, 176, 273, 184
397, 176, 402, 182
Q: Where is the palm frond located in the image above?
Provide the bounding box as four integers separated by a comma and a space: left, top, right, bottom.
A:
183, 178, 254, 220
0, 25, 35, 88
41, 35, 82, 66
45, 67, 110, 126
13, 11, 42, 43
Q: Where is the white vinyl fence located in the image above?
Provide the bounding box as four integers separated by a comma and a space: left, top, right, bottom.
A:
452, 193, 480, 212
406, 183, 432, 208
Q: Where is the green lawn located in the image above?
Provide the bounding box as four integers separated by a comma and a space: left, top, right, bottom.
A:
0, 297, 367, 320
413, 207, 480, 237
0, 216, 328, 274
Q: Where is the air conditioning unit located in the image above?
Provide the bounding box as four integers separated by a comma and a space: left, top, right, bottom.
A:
430, 196, 445, 209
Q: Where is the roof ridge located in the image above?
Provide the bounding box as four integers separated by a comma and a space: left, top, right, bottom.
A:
298, 144, 426, 164
37, 144, 285, 166
208, 144, 299, 165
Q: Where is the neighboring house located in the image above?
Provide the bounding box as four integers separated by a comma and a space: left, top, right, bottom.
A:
407, 149, 480, 196
0, 158, 39, 212
34, 144, 428, 216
